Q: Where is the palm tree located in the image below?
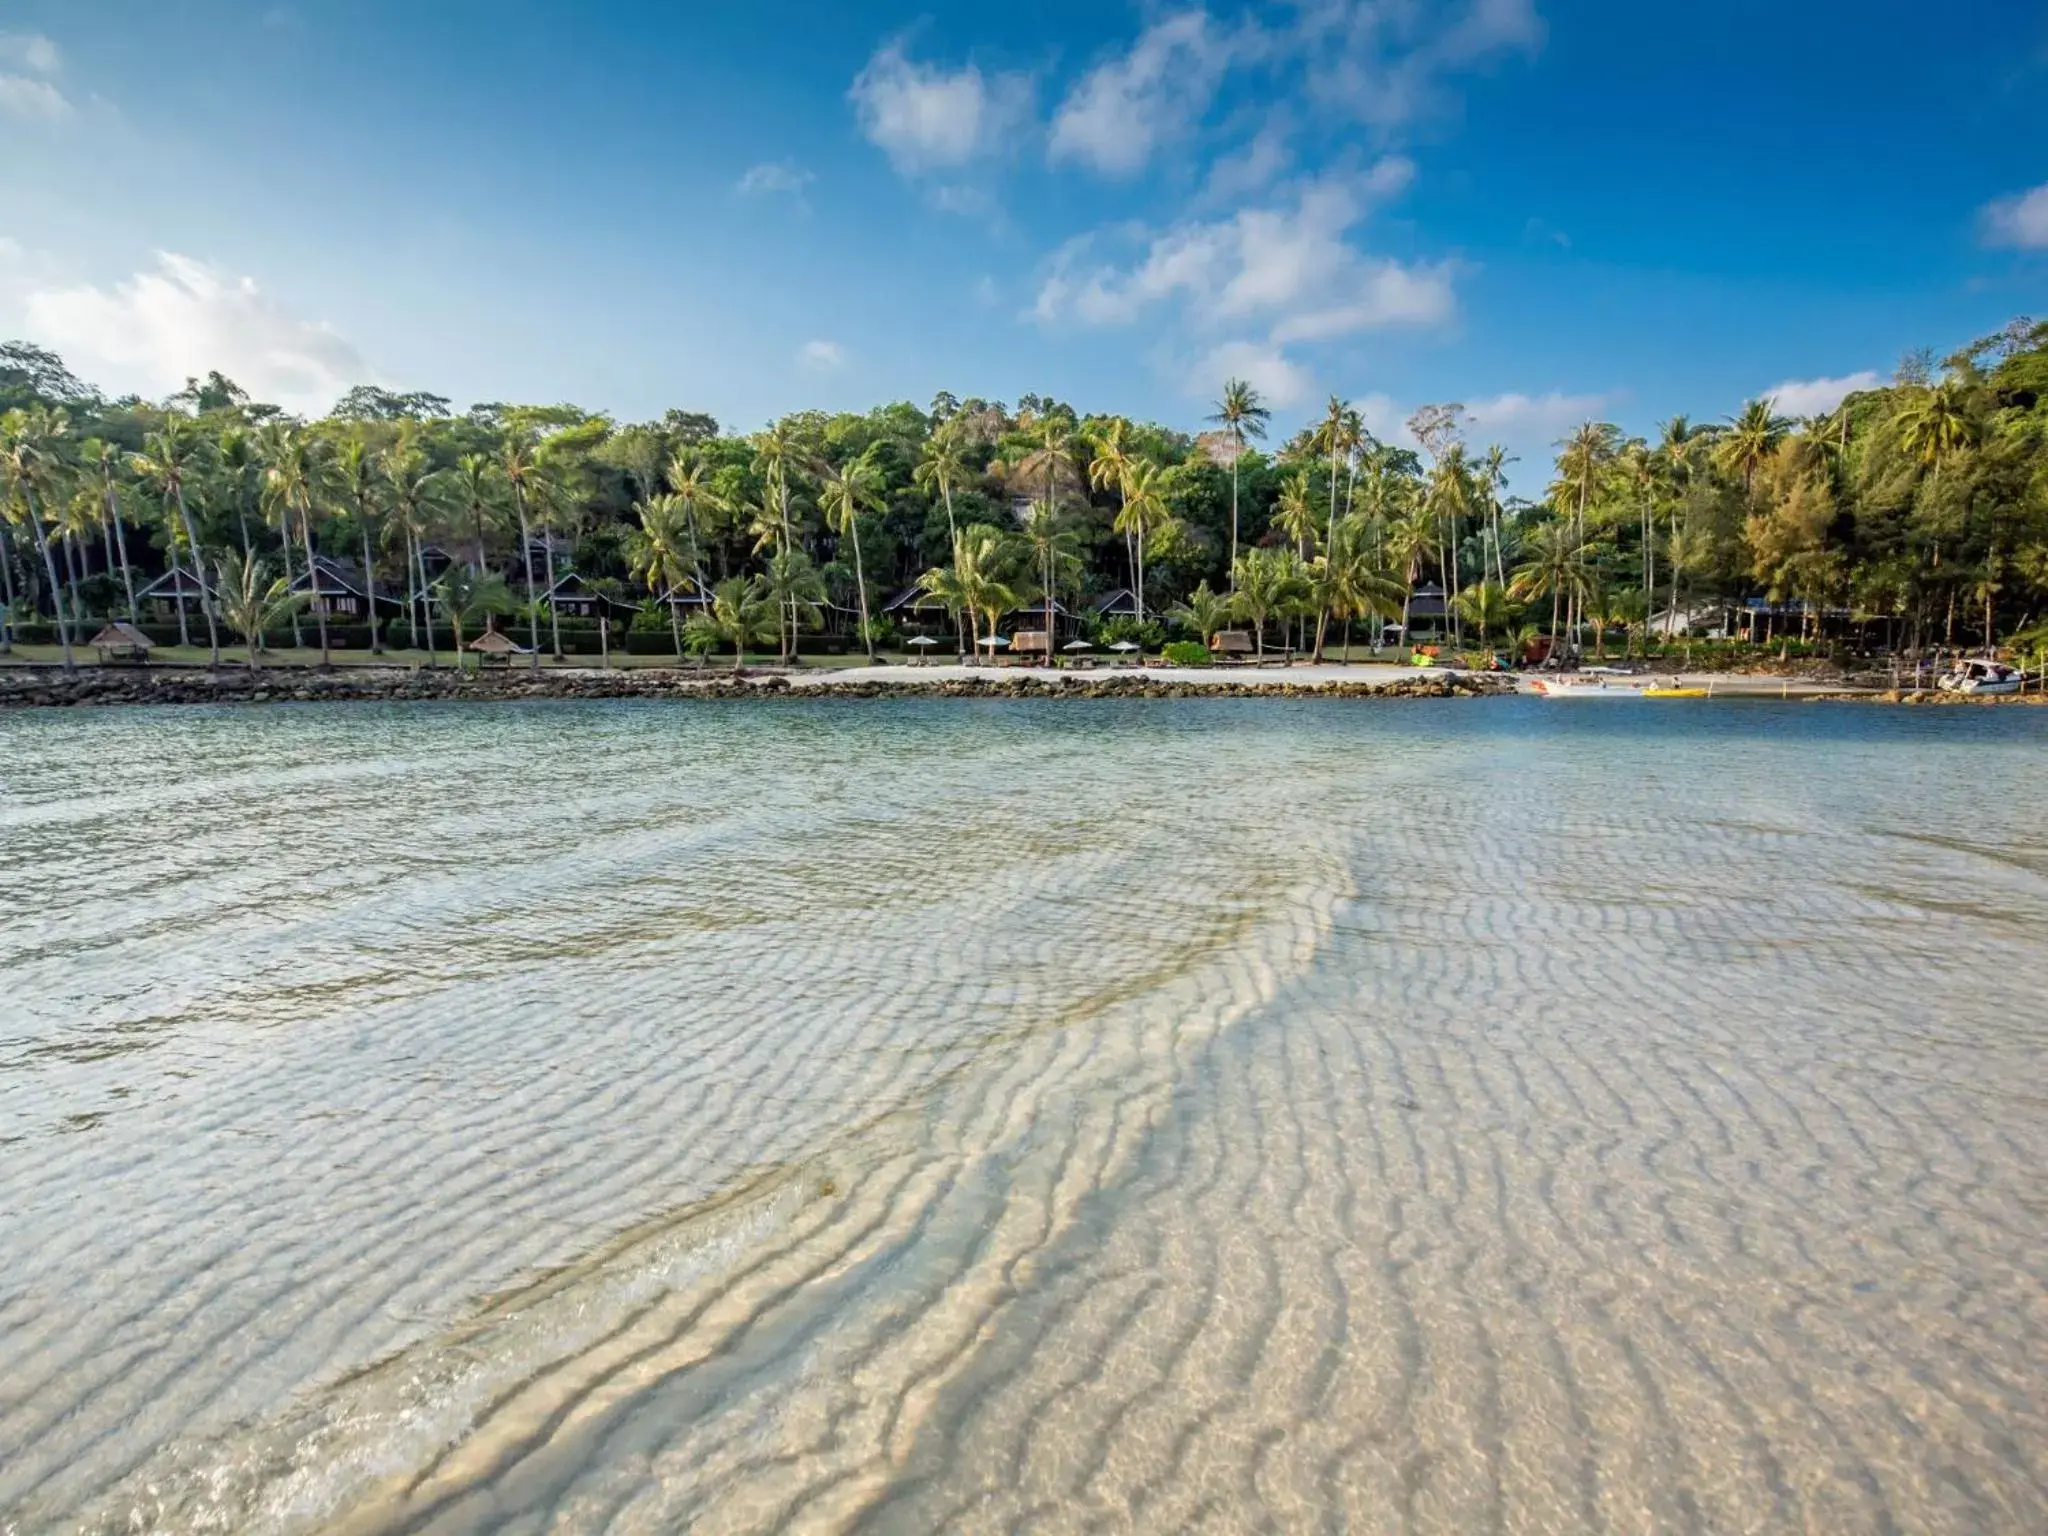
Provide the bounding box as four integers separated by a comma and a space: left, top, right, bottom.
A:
1893, 378, 1978, 483
1453, 579, 1516, 650
261, 427, 335, 664
381, 443, 446, 662
215, 550, 307, 669
1167, 581, 1232, 650
760, 548, 827, 663
1312, 394, 1357, 549
817, 450, 885, 661
336, 434, 387, 654
1229, 546, 1309, 659
431, 565, 512, 671
80, 437, 140, 623
1383, 505, 1436, 650
684, 576, 780, 671
0, 406, 79, 670
1510, 521, 1592, 657
665, 451, 724, 599
499, 429, 547, 671
1088, 417, 1138, 603
914, 561, 972, 659
1113, 458, 1170, 624
1017, 500, 1082, 664
1209, 378, 1269, 589
627, 493, 696, 661
1477, 444, 1513, 589
914, 425, 973, 656
214, 423, 262, 568
1715, 399, 1790, 501
943, 525, 1022, 658
450, 453, 503, 565
132, 416, 223, 665
1316, 521, 1405, 661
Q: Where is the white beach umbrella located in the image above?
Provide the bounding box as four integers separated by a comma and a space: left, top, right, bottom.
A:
1108, 640, 1140, 652
977, 634, 1010, 649
1062, 639, 1093, 651
907, 635, 939, 647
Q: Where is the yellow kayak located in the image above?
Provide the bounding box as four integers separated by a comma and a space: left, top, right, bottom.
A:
1643, 686, 1709, 698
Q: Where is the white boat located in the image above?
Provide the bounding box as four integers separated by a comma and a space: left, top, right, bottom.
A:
1936, 659, 2024, 696
1529, 676, 1647, 697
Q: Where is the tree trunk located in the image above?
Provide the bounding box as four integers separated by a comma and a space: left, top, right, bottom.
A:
300, 497, 330, 666
279, 530, 304, 647
1228, 445, 1240, 592
170, 535, 192, 648
172, 482, 221, 667
0, 524, 17, 653
414, 534, 438, 668
542, 520, 562, 659
671, 596, 685, 663
360, 520, 384, 654
21, 485, 75, 671
514, 491, 540, 672
106, 487, 137, 625
1135, 532, 1146, 630
851, 520, 875, 663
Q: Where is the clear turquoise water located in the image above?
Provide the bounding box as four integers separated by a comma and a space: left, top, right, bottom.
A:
2, 698, 2045, 1533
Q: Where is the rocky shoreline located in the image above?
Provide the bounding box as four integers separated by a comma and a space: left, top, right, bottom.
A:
0, 665, 1519, 709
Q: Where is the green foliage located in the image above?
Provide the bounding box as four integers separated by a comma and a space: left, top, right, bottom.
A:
1161, 640, 1210, 665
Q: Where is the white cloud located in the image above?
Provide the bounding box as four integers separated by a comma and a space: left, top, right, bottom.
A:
1032, 161, 1444, 339
849, 41, 1032, 175
1464, 390, 1614, 434
797, 339, 845, 373
1204, 122, 1292, 201
1050, 10, 1243, 176
0, 74, 71, 121
1761, 371, 1879, 418
0, 32, 60, 74
1981, 183, 2048, 250
1293, 0, 1542, 131
1194, 340, 1314, 409
21, 252, 371, 414
736, 160, 814, 198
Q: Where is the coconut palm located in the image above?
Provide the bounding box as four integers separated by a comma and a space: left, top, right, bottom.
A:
943, 525, 1022, 658
132, 416, 223, 665
498, 429, 548, 671
1383, 505, 1436, 650
214, 550, 307, 669
759, 547, 826, 664
1311, 394, 1359, 549
1167, 581, 1231, 649
261, 427, 335, 664
915, 422, 971, 560
1208, 378, 1269, 588
431, 564, 512, 671
1113, 458, 1171, 625
0, 406, 79, 670
214, 424, 262, 567
1715, 399, 1790, 501
1454, 579, 1516, 649
684, 576, 780, 672
380, 443, 446, 662
80, 437, 140, 623
665, 451, 725, 598
1510, 521, 1593, 656
1229, 546, 1309, 659
627, 493, 696, 661
1017, 500, 1083, 664
1893, 378, 1978, 483
1089, 417, 1140, 604
336, 435, 388, 654
817, 449, 885, 661
1316, 522, 1405, 661
449, 453, 504, 565
1477, 444, 1513, 589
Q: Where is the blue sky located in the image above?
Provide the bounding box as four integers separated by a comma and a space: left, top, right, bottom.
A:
2, 0, 2044, 476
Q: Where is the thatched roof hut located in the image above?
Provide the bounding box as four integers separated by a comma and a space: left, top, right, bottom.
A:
88, 621, 154, 662
1210, 629, 1255, 656
466, 628, 531, 665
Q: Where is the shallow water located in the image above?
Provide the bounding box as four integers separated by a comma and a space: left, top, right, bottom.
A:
2, 697, 2045, 1534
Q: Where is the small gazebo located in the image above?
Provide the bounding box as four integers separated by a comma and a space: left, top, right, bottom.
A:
88, 621, 154, 663
466, 629, 531, 667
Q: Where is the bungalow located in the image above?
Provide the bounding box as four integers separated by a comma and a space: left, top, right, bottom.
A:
88, 621, 154, 663
135, 566, 216, 624
1402, 583, 1451, 638
543, 572, 633, 623
289, 555, 401, 623
1090, 587, 1140, 621
881, 584, 955, 634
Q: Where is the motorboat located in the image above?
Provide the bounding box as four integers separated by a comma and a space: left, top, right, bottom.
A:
1529, 676, 1647, 697
1936, 659, 2024, 696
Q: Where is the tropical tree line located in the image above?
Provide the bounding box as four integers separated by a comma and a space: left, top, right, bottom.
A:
2, 315, 2046, 674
